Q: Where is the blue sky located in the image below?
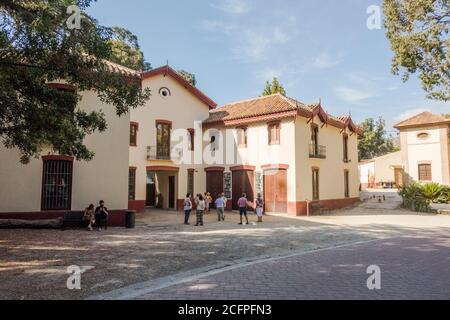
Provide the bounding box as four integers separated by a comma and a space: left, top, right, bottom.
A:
86, 0, 449, 131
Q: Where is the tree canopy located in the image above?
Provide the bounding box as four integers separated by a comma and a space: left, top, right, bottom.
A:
178, 70, 196, 86
384, 0, 450, 101
0, 0, 151, 163
107, 26, 151, 71
358, 117, 398, 161
262, 77, 286, 96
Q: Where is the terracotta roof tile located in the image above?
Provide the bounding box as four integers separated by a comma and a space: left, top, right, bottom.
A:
394, 112, 450, 129
204, 93, 364, 135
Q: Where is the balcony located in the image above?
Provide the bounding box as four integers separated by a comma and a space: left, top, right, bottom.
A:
146, 146, 182, 161
309, 144, 326, 159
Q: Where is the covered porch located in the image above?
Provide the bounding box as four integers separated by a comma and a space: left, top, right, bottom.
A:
146, 166, 179, 210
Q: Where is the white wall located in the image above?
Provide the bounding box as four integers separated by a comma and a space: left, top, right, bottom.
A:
129, 74, 211, 203
0, 90, 130, 212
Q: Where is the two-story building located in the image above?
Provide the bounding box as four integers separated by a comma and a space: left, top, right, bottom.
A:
395, 112, 450, 185
201, 94, 362, 216
359, 112, 450, 188
127, 66, 217, 212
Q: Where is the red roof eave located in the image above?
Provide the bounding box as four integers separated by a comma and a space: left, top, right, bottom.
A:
141, 66, 217, 109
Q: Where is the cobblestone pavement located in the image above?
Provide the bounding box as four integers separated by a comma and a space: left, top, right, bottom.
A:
139, 236, 450, 300
1, 208, 449, 300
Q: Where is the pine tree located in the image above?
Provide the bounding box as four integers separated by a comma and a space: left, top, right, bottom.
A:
262, 78, 286, 96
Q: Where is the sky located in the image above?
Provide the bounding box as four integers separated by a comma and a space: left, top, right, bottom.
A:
86, 0, 449, 132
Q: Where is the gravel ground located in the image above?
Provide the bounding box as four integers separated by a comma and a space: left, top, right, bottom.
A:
1, 207, 449, 300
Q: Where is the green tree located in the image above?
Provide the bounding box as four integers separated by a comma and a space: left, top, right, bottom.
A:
0, 0, 151, 163
384, 0, 450, 101
358, 117, 397, 160
178, 70, 196, 86
107, 26, 151, 71
262, 77, 286, 96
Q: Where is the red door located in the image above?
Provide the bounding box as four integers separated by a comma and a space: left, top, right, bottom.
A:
206, 171, 224, 209
232, 170, 255, 210
264, 169, 287, 213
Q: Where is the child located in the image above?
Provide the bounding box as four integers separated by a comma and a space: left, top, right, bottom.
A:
255, 193, 264, 223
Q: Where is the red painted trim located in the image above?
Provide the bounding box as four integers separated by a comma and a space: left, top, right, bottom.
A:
146, 166, 179, 172
287, 198, 360, 216
42, 155, 74, 162
47, 83, 76, 91
204, 166, 225, 172
156, 119, 172, 126
261, 164, 289, 170
131, 121, 139, 128
141, 66, 217, 109
128, 200, 146, 213
230, 165, 256, 172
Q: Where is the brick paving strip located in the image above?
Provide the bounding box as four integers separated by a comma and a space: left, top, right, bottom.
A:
88, 238, 389, 300
133, 236, 450, 300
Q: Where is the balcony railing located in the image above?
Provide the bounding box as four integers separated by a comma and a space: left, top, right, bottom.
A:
146, 146, 182, 161
309, 144, 326, 159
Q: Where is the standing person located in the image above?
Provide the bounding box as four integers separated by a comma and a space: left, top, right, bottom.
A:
215, 193, 226, 222
237, 193, 249, 225
83, 204, 95, 231
255, 193, 264, 223
183, 193, 193, 225
95, 200, 109, 231
204, 192, 211, 214
195, 194, 206, 227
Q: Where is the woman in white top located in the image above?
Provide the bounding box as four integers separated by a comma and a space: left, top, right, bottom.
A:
183, 193, 193, 225
195, 194, 206, 226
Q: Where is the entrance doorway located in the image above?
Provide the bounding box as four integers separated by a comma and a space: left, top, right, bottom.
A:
169, 176, 175, 209
394, 168, 404, 187
232, 169, 255, 211
264, 169, 287, 213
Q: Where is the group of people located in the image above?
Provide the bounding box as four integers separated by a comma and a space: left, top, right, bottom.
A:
183, 192, 265, 227
82, 200, 109, 231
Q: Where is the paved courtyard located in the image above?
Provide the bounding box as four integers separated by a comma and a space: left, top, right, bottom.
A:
0, 204, 449, 300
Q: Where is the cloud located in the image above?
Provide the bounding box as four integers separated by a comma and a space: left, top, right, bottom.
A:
232, 27, 291, 62
396, 108, 431, 122
210, 0, 251, 15
312, 53, 341, 69
334, 86, 376, 103
201, 20, 237, 35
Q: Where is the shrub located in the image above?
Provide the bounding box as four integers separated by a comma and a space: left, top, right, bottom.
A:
399, 183, 450, 212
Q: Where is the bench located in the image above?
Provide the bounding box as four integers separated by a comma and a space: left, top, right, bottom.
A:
63, 211, 109, 230
309, 202, 330, 215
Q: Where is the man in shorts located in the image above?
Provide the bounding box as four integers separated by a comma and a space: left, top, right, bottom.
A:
237, 193, 249, 225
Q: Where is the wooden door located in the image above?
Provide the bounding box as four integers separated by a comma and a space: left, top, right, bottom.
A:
264, 169, 287, 213
394, 168, 404, 187
232, 170, 255, 210
169, 176, 175, 209
206, 171, 224, 209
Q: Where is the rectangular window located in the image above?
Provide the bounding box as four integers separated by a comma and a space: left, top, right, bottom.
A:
268, 122, 280, 145
343, 135, 349, 163
312, 168, 320, 201
187, 170, 195, 196
130, 123, 138, 147
344, 170, 350, 198
237, 127, 248, 147
129, 168, 136, 200
418, 164, 432, 181
156, 123, 171, 159
188, 129, 195, 151
41, 160, 73, 210
311, 125, 319, 154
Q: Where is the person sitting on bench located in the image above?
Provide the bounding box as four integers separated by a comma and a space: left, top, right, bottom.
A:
95, 200, 109, 231
83, 204, 96, 231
